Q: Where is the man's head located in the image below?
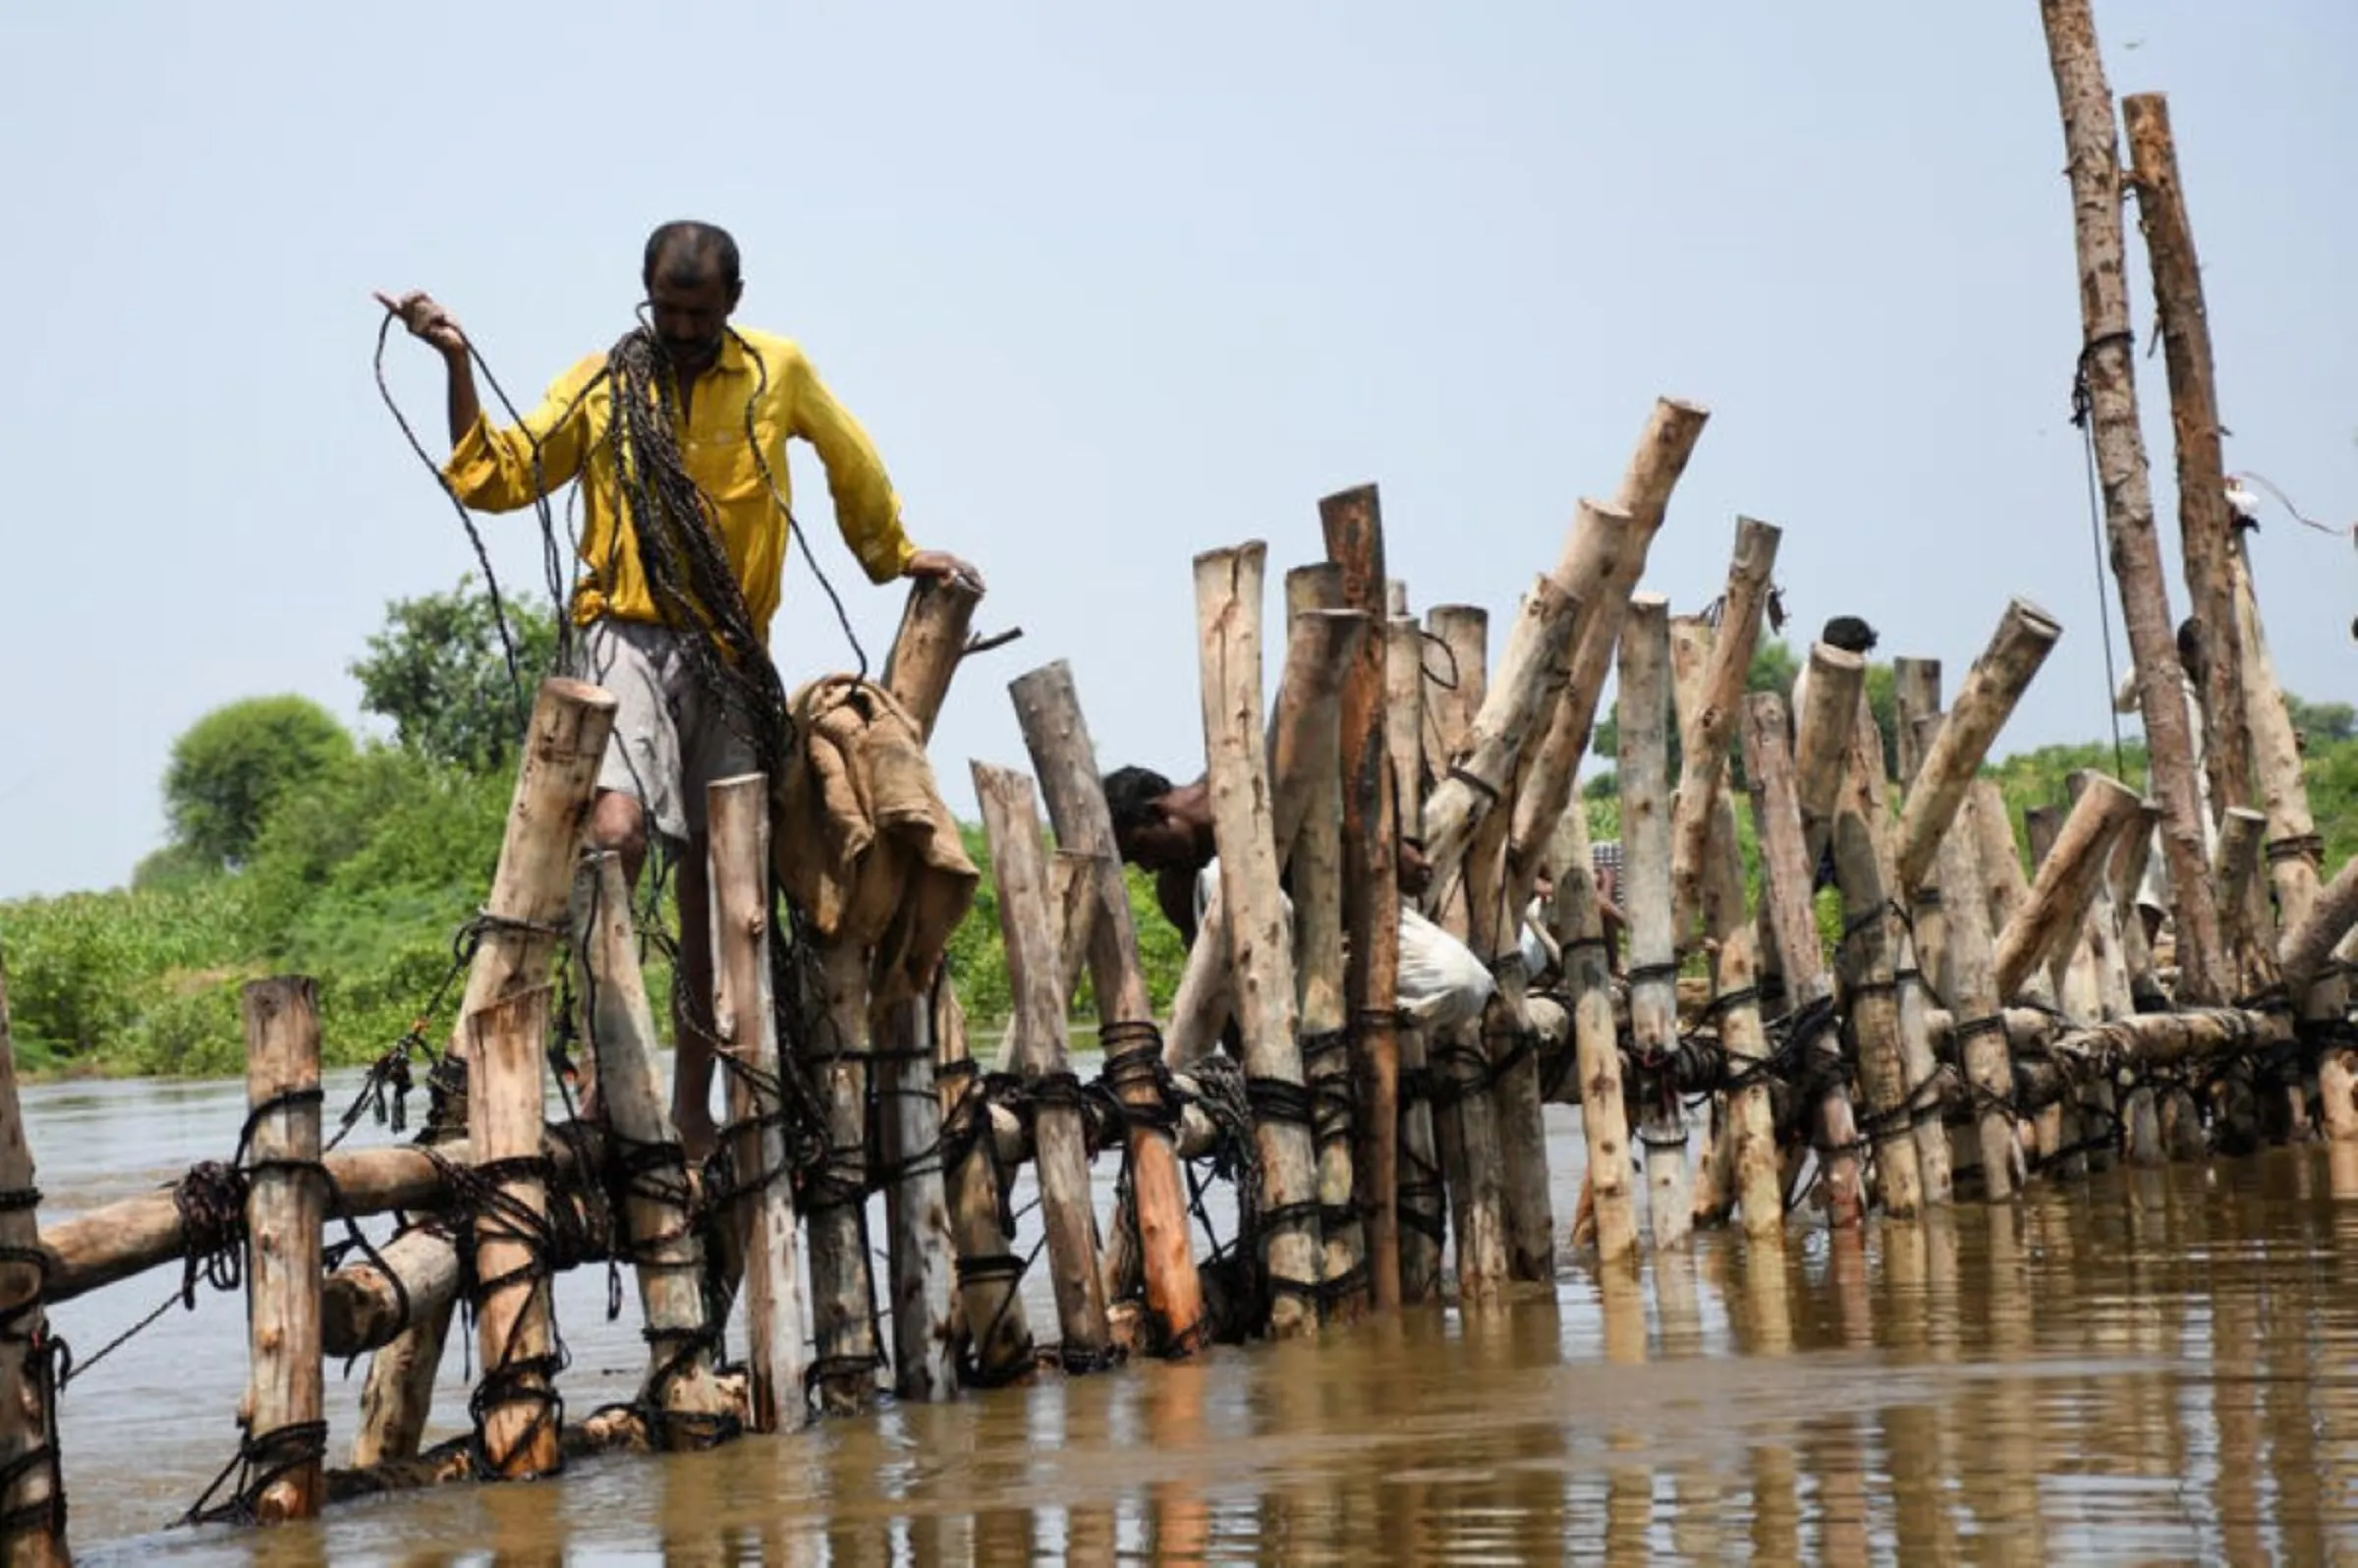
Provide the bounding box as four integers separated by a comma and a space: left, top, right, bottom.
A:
642, 220, 744, 376
1822, 616, 1880, 656
2176, 617, 2206, 681
1104, 765, 1200, 872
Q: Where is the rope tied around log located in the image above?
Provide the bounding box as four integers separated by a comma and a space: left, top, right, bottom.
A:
460, 1148, 573, 1482
0, 1185, 68, 1545
2266, 832, 2326, 868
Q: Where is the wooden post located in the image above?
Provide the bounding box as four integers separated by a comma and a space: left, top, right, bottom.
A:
237, 979, 326, 1521
355, 676, 615, 1467
1739, 694, 1865, 1227
705, 777, 811, 1431
2064, 772, 2138, 1020
468, 984, 561, 1479
2282, 857, 2358, 1003
1794, 644, 1867, 868
2124, 91, 2253, 822
2040, 0, 2227, 1004
1618, 597, 1691, 1247
1667, 617, 1735, 1231
1387, 615, 1445, 1304
1544, 801, 1638, 1260
873, 575, 982, 1404
0, 961, 64, 1565
934, 977, 1036, 1383
1197, 543, 1323, 1336
1828, 820, 1923, 1217
1271, 572, 1366, 866
2213, 807, 2274, 991
1893, 660, 1942, 786
1702, 784, 1780, 1239
972, 763, 1117, 1365
577, 854, 735, 1435
1892, 601, 2063, 895
1464, 755, 1552, 1284
803, 945, 881, 1415
1013, 660, 1211, 1353
1941, 793, 2021, 1200
1668, 519, 1781, 940
1993, 773, 2147, 1002
1321, 485, 1404, 1313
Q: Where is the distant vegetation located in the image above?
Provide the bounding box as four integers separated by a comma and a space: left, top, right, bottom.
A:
1, 582, 2350, 1078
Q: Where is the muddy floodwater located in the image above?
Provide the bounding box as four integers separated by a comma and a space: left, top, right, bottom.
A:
34, 1053, 2358, 1564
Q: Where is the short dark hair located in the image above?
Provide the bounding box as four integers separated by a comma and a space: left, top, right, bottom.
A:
2176, 617, 2204, 671
1102, 765, 1175, 844
643, 220, 742, 290
1822, 616, 1880, 655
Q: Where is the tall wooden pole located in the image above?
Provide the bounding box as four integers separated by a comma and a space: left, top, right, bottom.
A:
1619, 597, 1691, 1249
1012, 661, 1209, 1354
0, 960, 64, 1567
467, 985, 562, 1479
239, 978, 326, 1521
2124, 91, 2252, 822
1320, 485, 1403, 1313
1386, 613, 1445, 1303
1941, 793, 2021, 1201
2040, 0, 2226, 1004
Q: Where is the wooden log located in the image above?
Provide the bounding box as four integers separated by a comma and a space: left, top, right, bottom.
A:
706, 776, 812, 1431
1668, 617, 1737, 1230
803, 942, 882, 1414
1893, 659, 1942, 786
972, 763, 1116, 1365
467, 985, 561, 1479
2123, 91, 2253, 823
1619, 597, 1691, 1248
1944, 792, 2024, 1201
1419, 575, 1582, 892
1507, 402, 1711, 905
2018, 807, 2083, 1173
238, 979, 327, 1521
1462, 755, 1550, 1285
1739, 693, 1865, 1227
1544, 787, 1638, 1262
1197, 543, 1323, 1335
0, 961, 63, 1567
2282, 856, 2358, 1002
2213, 807, 2275, 993
1992, 773, 2147, 1003
1829, 817, 1922, 1217
2039, 0, 2227, 1005
1013, 660, 1211, 1353
578, 854, 734, 1433
2063, 773, 2137, 1020
1794, 644, 1867, 869
1270, 599, 1367, 868
2111, 801, 2163, 998
1385, 616, 1444, 1304
1049, 852, 1099, 1033
1321, 486, 1404, 1314
933, 976, 1036, 1385
873, 578, 978, 1405
356, 676, 615, 1467
1668, 519, 1781, 940
1421, 606, 1488, 830
1702, 784, 1779, 1238
1892, 601, 2063, 896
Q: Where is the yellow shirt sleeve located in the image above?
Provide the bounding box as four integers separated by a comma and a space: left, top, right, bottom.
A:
787, 349, 915, 585
440, 353, 603, 512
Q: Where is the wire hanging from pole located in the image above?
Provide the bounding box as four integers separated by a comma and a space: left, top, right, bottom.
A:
2072, 353, 2134, 789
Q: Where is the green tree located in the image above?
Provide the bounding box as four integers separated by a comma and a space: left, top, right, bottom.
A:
2288, 693, 2358, 747
162, 696, 354, 870
350, 576, 561, 772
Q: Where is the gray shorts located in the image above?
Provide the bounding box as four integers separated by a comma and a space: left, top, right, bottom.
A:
565, 619, 759, 848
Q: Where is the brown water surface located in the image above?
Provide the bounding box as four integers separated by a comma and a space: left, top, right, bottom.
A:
34, 1067, 2358, 1564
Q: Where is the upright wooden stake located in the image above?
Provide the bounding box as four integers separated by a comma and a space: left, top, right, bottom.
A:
238, 979, 326, 1521
1196, 543, 1323, 1336
874, 575, 981, 1404
1893, 660, 1942, 786
355, 677, 614, 1467
1795, 644, 1868, 868
1892, 601, 2063, 895
1668, 519, 1782, 940
0, 965, 62, 1567
804, 941, 880, 1414
1320, 486, 1404, 1313
468, 985, 561, 1480
1544, 801, 1639, 1260
972, 764, 1116, 1366
933, 975, 1036, 1383
2041, 0, 2227, 1003
1740, 694, 1865, 1228
1381, 614, 1443, 1304
578, 854, 734, 1435
1620, 598, 1690, 1247
1013, 661, 1210, 1353
1702, 786, 1780, 1239
706, 777, 811, 1431
1828, 822, 1923, 1217
2124, 91, 2252, 821
1941, 795, 2021, 1201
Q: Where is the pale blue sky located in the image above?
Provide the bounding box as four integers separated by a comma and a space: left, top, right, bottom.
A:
2, 1, 2352, 899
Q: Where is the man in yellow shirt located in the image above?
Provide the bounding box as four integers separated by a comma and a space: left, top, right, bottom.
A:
379, 218, 979, 1154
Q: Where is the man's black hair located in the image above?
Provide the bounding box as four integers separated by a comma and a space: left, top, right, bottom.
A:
644, 220, 743, 290
1102, 765, 1175, 842
1822, 615, 1880, 655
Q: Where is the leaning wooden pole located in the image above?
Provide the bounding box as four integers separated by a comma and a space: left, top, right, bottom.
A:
1320, 485, 1404, 1313
237, 979, 327, 1521
354, 676, 614, 1467
2040, 0, 2227, 1004
0, 960, 64, 1567
1013, 660, 1210, 1354
2124, 90, 2253, 821
706, 777, 812, 1432
873, 574, 982, 1403
1620, 597, 1691, 1248
1668, 518, 1782, 941
972, 763, 1117, 1367
467, 984, 562, 1480
1992, 772, 2148, 1004
1892, 601, 2063, 895
1197, 543, 1324, 1337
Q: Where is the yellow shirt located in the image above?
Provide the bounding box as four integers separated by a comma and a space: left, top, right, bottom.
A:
441, 327, 914, 642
